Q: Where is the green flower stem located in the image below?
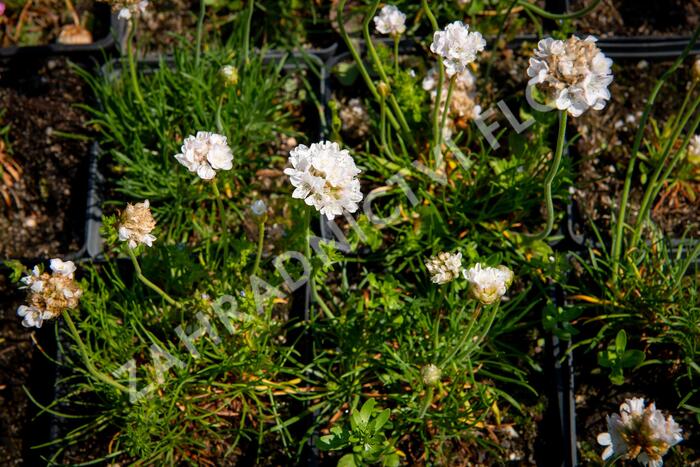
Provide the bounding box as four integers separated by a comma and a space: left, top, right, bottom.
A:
393, 35, 400, 77
418, 386, 434, 418
631, 93, 700, 249
422, 0, 445, 162
195, 0, 206, 67
243, 0, 254, 63
527, 110, 567, 241
611, 25, 700, 283
362, 0, 416, 150
437, 75, 457, 152
62, 311, 128, 393
211, 179, 228, 230
336, 0, 401, 133
252, 218, 265, 277
440, 303, 481, 368
127, 247, 180, 307
126, 21, 154, 129
305, 209, 336, 320
516, 0, 602, 20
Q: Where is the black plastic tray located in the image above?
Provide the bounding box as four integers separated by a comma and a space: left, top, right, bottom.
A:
0, 4, 118, 60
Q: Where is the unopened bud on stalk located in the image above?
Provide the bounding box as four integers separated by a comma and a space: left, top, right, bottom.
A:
377, 81, 391, 98
421, 364, 442, 386
692, 58, 700, 82
220, 65, 239, 87
251, 199, 267, 217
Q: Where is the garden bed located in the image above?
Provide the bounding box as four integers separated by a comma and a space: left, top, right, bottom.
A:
0, 57, 92, 260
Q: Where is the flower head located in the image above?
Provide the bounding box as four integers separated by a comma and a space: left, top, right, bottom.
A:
219, 65, 239, 87
339, 98, 370, 139
430, 21, 486, 77
597, 398, 683, 466
174, 131, 234, 180
425, 251, 462, 284
373, 5, 406, 37
251, 199, 267, 217
527, 35, 613, 117
17, 260, 82, 328
421, 364, 442, 386
687, 134, 700, 165
422, 67, 481, 134
463, 263, 513, 304
284, 141, 363, 220
118, 200, 157, 249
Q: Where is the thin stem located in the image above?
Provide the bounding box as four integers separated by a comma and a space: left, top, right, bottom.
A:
62, 311, 128, 393
211, 180, 230, 259
362, 0, 416, 150
418, 386, 434, 418
195, 0, 206, 67
631, 94, 700, 248
127, 248, 180, 307
252, 219, 265, 277
64, 0, 81, 26
126, 22, 156, 129
517, 0, 602, 20
393, 35, 400, 77
305, 210, 336, 320
437, 75, 457, 153
336, 0, 401, 133
423, 0, 445, 162
243, 0, 254, 63
527, 110, 567, 241
440, 303, 480, 367
612, 24, 700, 282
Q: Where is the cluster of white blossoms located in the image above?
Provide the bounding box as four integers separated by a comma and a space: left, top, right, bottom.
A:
339, 98, 370, 139
284, 141, 363, 220
103, 0, 149, 20
527, 35, 613, 117
174, 131, 234, 180
425, 251, 463, 285
687, 134, 700, 165
422, 67, 481, 136
463, 263, 514, 305
597, 398, 683, 466
430, 21, 486, 77
17, 259, 82, 328
373, 5, 406, 37
118, 200, 157, 249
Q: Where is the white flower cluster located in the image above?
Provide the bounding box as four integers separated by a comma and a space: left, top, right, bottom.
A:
527, 35, 613, 117
119, 200, 157, 249
425, 251, 463, 285
597, 397, 683, 467
339, 98, 370, 139
687, 134, 700, 165
430, 21, 486, 77
108, 0, 149, 20
284, 141, 363, 220
174, 131, 234, 180
422, 67, 481, 136
463, 263, 513, 305
373, 5, 406, 37
17, 259, 82, 328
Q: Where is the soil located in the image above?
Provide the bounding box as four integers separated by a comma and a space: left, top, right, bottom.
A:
134, 0, 198, 56
0, 0, 109, 47
0, 270, 58, 466
569, 0, 700, 37
570, 58, 700, 240
0, 57, 91, 259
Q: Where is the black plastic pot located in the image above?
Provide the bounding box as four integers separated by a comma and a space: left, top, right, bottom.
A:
0, 4, 118, 60
545, 0, 700, 58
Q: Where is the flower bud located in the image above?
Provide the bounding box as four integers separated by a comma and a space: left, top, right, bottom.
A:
251, 199, 267, 217
692, 58, 700, 82
421, 364, 442, 386
377, 81, 391, 98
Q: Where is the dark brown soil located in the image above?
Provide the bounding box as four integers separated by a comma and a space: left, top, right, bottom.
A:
570, 0, 700, 37
571, 58, 700, 239
0, 57, 91, 259
135, 0, 197, 56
